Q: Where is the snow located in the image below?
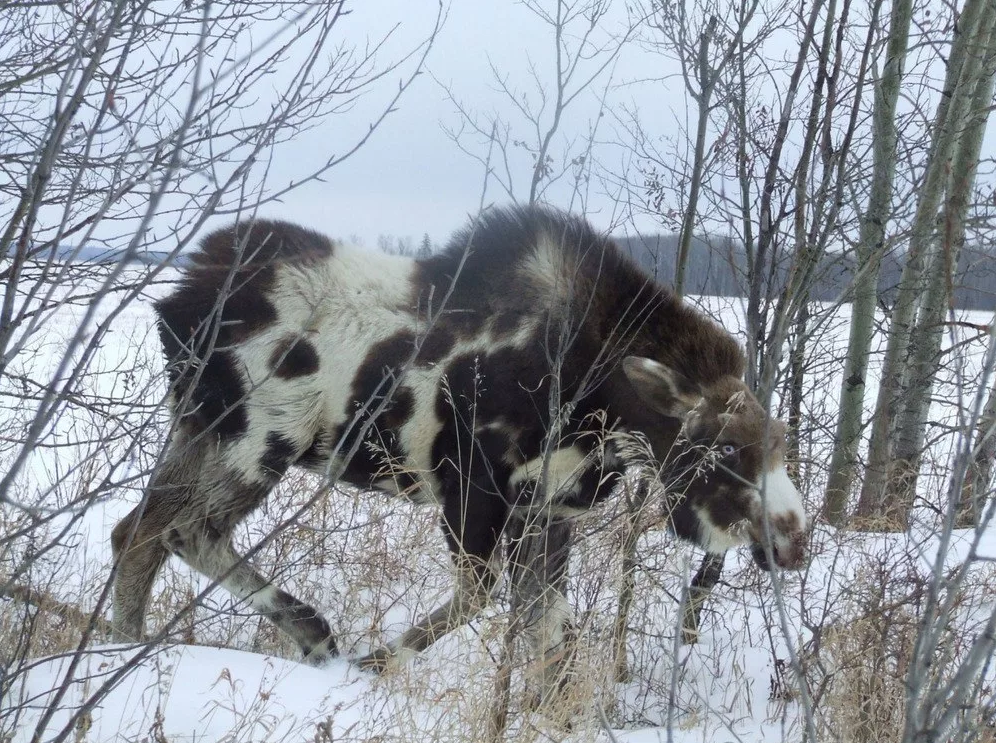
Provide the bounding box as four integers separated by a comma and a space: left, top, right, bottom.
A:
9, 646, 367, 742
5, 640, 807, 742
3, 267, 995, 742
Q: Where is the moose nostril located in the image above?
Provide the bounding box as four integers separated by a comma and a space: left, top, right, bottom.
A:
776, 535, 807, 569
750, 542, 772, 571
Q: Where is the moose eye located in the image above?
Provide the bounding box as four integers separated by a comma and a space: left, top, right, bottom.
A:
720, 443, 737, 458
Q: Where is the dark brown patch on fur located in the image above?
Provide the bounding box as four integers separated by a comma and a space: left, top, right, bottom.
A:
359, 331, 417, 379
266, 588, 337, 656
445, 310, 487, 338
261, 432, 298, 477
380, 386, 414, 430
417, 326, 456, 364
297, 427, 333, 471
157, 221, 334, 439
165, 346, 248, 438
192, 219, 333, 273
433, 348, 548, 449
490, 310, 528, 338
158, 218, 332, 351
333, 332, 419, 487
770, 512, 802, 535
416, 206, 745, 388
430, 345, 562, 505
270, 335, 320, 379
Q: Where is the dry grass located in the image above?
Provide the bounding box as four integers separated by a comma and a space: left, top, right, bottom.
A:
810, 529, 996, 743
5, 445, 996, 742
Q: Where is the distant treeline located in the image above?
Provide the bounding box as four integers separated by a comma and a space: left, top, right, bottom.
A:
20, 243, 189, 267
616, 233, 996, 311
33, 234, 995, 310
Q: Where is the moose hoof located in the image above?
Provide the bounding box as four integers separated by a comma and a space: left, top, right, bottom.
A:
301, 637, 339, 666
354, 645, 418, 674
354, 646, 395, 674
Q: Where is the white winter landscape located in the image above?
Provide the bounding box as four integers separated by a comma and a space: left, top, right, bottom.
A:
2, 264, 994, 742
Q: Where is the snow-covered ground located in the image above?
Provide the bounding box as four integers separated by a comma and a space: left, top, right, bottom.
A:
3, 266, 994, 742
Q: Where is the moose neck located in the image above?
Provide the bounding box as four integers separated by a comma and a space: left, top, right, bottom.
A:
576, 262, 748, 450
587, 275, 747, 393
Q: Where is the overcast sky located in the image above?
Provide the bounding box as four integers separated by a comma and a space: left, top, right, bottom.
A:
175, 0, 995, 252
243, 1, 680, 247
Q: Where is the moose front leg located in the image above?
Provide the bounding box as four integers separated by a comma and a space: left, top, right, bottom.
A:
355, 551, 503, 672
681, 551, 726, 644
507, 515, 577, 709
356, 482, 506, 673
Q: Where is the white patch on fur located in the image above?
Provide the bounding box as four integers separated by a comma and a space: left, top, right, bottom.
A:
382, 644, 419, 669
247, 584, 280, 612
394, 320, 539, 502
208, 238, 549, 506
520, 234, 568, 301
530, 591, 574, 655
695, 510, 751, 554
509, 446, 588, 505
756, 464, 806, 530
222, 244, 419, 483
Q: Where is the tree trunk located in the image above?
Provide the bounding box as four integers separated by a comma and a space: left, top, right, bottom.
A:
675, 16, 718, 297
855, 0, 996, 527
887, 13, 996, 512
822, 0, 911, 526
787, 299, 809, 471
954, 352, 996, 527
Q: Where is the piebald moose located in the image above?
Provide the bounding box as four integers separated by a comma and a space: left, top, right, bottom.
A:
112, 206, 807, 700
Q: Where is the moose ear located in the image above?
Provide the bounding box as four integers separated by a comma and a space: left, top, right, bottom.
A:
622, 356, 701, 419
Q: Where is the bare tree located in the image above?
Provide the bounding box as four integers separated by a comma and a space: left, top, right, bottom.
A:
0, 2, 438, 740
646, 0, 762, 297
438, 0, 633, 209
954, 339, 996, 526
822, 0, 913, 525
856, 0, 996, 525
888, 16, 996, 514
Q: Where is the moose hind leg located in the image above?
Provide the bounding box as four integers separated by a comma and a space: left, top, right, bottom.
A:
161, 436, 337, 663
507, 515, 577, 709
111, 440, 199, 642
111, 505, 170, 642
167, 509, 338, 664
357, 550, 503, 672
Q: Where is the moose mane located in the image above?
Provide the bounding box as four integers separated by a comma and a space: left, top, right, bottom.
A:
416, 205, 746, 388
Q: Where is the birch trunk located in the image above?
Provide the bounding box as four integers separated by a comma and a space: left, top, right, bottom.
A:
855, 0, 996, 525
954, 357, 996, 527
787, 300, 809, 469
822, 0, 912, 525
887, 13, 996, 513
675, 17, 718, 297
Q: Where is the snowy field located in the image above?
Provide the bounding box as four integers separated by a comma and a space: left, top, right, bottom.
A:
2, 265, 995, 742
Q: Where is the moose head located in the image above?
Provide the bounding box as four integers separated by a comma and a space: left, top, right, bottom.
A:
622, 356, 807, 571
